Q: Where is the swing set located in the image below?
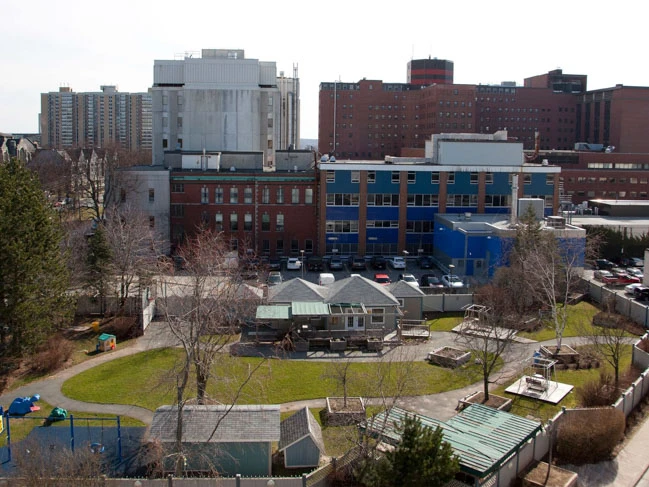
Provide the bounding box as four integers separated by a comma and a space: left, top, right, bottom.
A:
1, 407, 122, 464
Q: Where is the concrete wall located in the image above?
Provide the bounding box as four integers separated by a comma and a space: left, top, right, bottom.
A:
437, 140, 524, 166
422, 293, 474, 313
585, 279, 649, 328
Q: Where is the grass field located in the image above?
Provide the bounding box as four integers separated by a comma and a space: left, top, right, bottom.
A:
61, 347, 492, 411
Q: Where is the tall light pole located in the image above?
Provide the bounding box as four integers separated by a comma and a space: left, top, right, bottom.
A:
403, 250, 409, 271
300, 249, 305, 279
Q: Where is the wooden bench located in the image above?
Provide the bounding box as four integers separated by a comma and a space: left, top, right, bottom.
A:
525, 374, 547, 392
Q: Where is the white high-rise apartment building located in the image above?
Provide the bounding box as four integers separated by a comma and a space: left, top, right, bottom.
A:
151, 49, 299, 167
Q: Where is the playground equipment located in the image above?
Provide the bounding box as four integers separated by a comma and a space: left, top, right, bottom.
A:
523, 351, 557, 393
96, 333, 116, 352
7, 394, 40, 416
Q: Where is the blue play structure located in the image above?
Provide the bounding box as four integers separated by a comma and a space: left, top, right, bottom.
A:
7, 394, 40, 416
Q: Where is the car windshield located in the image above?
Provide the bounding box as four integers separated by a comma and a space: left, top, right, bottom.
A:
447, 275, 461, 282
403, 275, 416, 282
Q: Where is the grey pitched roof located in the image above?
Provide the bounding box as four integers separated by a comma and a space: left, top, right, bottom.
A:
278, 407, 325, 453
149, 405, 280, 443
326, 275, 400, 307
389, 280, 425, 297
268, 278, 328, 303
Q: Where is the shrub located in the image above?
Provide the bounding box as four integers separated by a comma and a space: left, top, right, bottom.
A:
638, 337, 649, 354
577, 371, 619, 407
592, 311, 645, 335
556, 408, 625, 464
30, 336, 74, 374
103, 316, 140, 340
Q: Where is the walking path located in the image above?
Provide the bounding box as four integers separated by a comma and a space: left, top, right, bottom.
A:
1, 321, 648, 485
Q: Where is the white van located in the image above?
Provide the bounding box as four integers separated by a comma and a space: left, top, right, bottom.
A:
318, 273, 335, 286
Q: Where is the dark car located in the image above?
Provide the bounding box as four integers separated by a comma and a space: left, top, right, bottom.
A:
420, 273, 444, 288
371, 255, 387, 270
307, 256, 324, 272
329, 256, 344, 271
267, 258, 282, 271
595, 259, 615, 270
351, 256, 367, 271
418, 255, 434, 269
634, 286, 649, 301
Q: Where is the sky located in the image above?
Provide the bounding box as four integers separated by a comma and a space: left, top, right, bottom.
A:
2, 0, 645, 140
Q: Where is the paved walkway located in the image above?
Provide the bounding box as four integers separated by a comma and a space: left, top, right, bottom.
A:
1, 321, 648, 485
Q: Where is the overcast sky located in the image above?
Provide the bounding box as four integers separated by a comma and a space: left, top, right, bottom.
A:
2, 0, 644, 140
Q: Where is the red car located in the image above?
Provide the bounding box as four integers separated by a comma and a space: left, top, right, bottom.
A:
374, 273, 391, 285
614, 274, 641, 285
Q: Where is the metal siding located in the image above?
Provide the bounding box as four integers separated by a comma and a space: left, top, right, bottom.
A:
366, 207, 399, 219
406, 207, 438, 219
438, 141, 524, 166
326, 207, 359, 219
285, 437, 321, 468
485, 172, 511, 194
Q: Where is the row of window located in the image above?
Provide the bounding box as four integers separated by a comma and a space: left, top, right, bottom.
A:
568, 190, 649, 198
587, 163, 649, 170
326, 220, 436, 233
571, 176, 649, 184
171, 184, 313, 205
325, 192, 535, 208
171, 207, 292, 233
327, 171, 543, 185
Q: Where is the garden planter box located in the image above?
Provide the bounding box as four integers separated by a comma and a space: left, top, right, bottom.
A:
457, 391, 512, 412
324, 397, 366, 426
366, 338, 384, 352
330, 339, 347, 351
294, 341, 309, 352
427, 346, 471, 368
540, 345, 579, 365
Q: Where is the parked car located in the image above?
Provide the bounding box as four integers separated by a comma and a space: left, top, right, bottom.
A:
398, 273, 419, 287
307, 256, 324, 272
390, 256, 407, 270
626, 267, 644, 278
630, 257, 644, 268
614, 274, 641, 285
267, 257, 282, 271
373, 273, 391, 285
420, 274, 444, 288
351, 256, 367, 271
595, 259, 615, 270
634, 286, 649, 301
441, 274, 464, 288
371, 255, 387, 270
329, 256, 344, 271
418, 255, 434, 269
286, 257, 302, 270
318, 273, 335, 286
625, 283, 643, 295
594, 270, 614, 281
267, 271, 283, 286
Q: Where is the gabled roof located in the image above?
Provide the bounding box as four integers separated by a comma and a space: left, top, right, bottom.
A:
279, 407, 325, 453
268, 278, 328, 303
149, 405, 280, 443
326, 275, 400, 307
389, 280, 425, 297
362, 404, 542, 478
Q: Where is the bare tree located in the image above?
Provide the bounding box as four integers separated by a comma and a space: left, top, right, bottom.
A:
156, 229, 266, 476
454, 285, 523, 402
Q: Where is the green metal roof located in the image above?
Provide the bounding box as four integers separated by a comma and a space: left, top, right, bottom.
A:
291, 302, 330, 316
361, 404, 542, 478
255, 305, 291, 320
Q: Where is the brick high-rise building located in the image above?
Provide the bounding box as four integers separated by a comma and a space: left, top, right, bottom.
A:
407, 58, 454, 86
39, 86, 152, 150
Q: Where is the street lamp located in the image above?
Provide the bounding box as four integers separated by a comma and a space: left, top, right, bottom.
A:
403, 250, 409, 271
449, 264, 455, 276
300, 249, 305, 279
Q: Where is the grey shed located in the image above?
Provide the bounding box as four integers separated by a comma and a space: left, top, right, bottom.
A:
279, 407, 325, 468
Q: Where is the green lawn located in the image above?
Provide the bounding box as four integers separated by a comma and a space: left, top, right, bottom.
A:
62, 348, 491, 412
492, 344, 634, 422
427, 313, 464, 332
0, 399, 145, 447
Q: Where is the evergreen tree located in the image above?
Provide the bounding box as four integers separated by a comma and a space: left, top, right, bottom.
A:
359, 414, 460, 487
86, 224, 113, 314
0, 158, 73, 355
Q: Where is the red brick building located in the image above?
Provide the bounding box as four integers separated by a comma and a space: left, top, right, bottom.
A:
168, 152, 318, 257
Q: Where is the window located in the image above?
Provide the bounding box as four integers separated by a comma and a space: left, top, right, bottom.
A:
470, 173, 479, 185
305, 188, 313, 204
162, 139, 168, 149
214, 187, 223, 204
292, 188, 300, 204
325, 220, 359, 233
431, 172, 440, 184
230, 188, 238, 204
277, 187, 284, 204
447, 172, 455, 184
546, 174, 554, 185
244, 187, 253, 204
407, 171, 416, 184
149, 216, 155, 228
305, 239, 313, 253
261, 213, 270, 231
244, 213, 252, 231
262, 240, 270, 254
406, 194, 439, 207
524, 174, 532, 184
368, 171, 376, 183
201, 187, 209, 204
326, 171, 335, 183
276, 214, 284, 232
392, 171, 400, 183
177, 117, 183, 129
262, 187, 270, 204
171, 204, 184, 217
148, 188, 155, 202
351, 171, 360, 183
369, 308, 384, 325
162, 95, 168, 105
327, 193, 360, 206
366, 194, 399, 206
215, 213, 223, 231
291, 239, 299, 253
172, 183, 184, 193
446, 194, 478, 207
230, 238, 238, 251
230, 213, 238, 231
276, 239, 284, 254
485, 173, 493, 184
485, 195, 509, 207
